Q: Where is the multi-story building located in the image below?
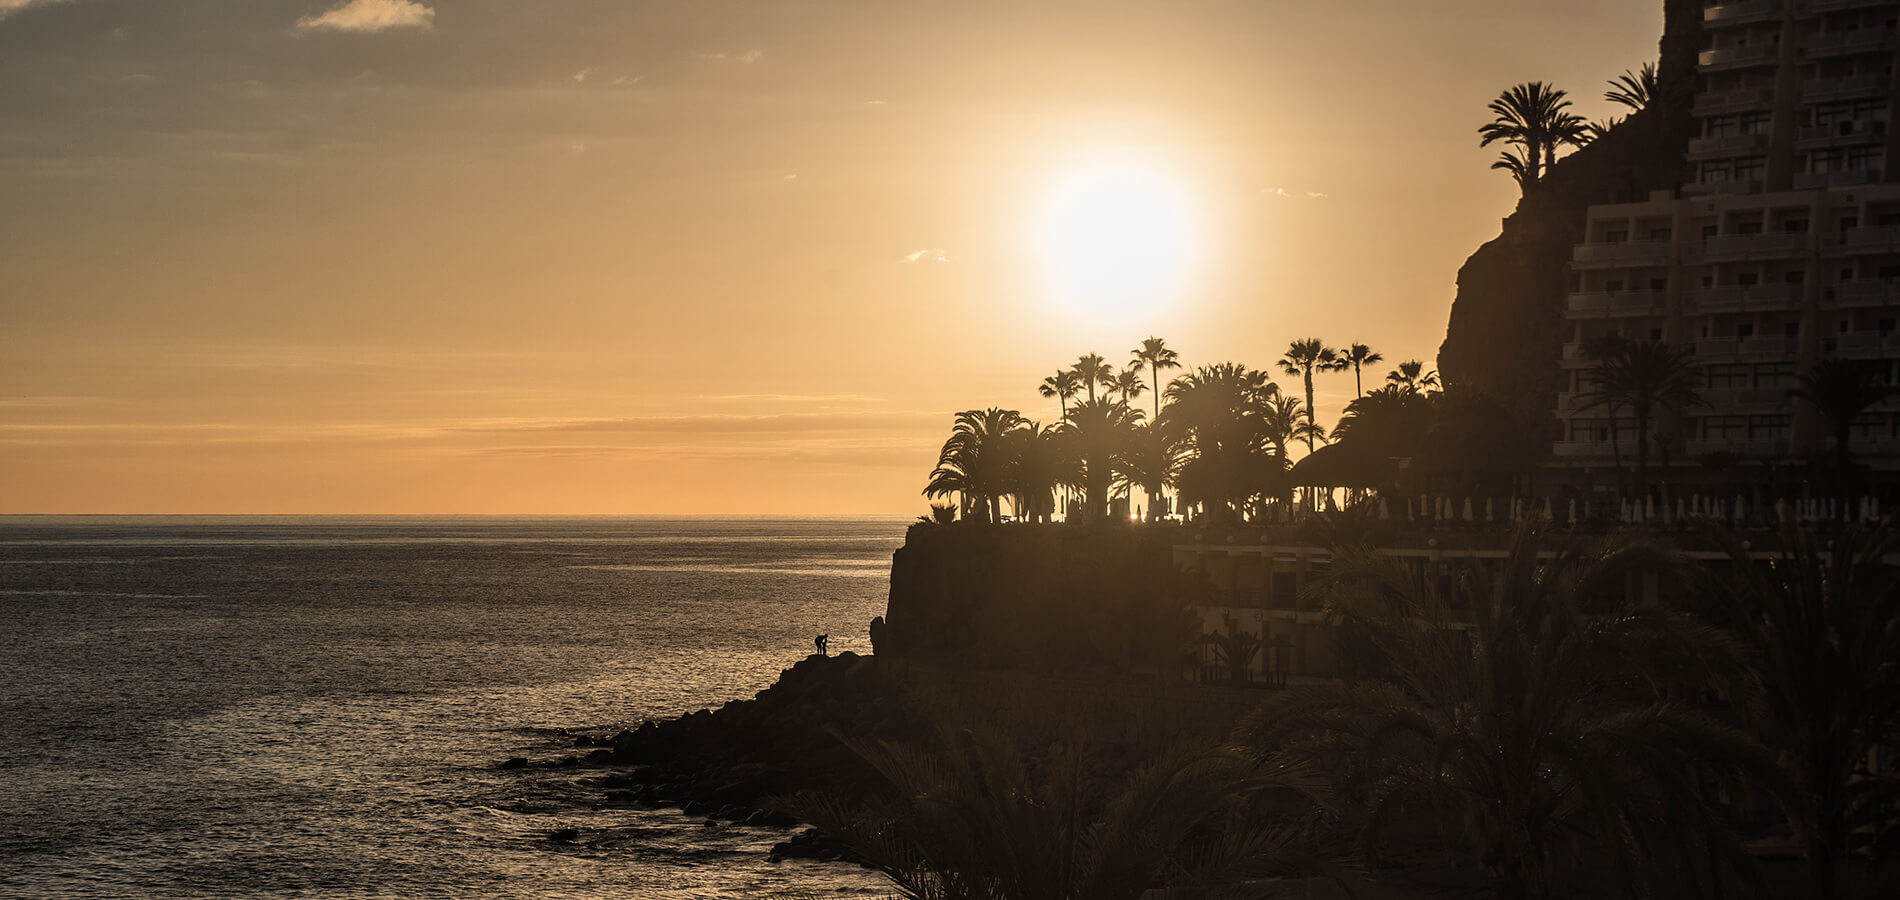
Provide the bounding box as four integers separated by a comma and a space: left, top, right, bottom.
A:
1555, 0, 1900, 489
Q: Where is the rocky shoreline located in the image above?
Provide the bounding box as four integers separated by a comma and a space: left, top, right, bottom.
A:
509, 650, 924, 862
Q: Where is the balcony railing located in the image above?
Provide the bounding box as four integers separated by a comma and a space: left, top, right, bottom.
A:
1706, 0, 1780, 21
1802, 74, 1885, 100
1793, 168, 1880, 189
1693, 87, 1773, 115
1697, 338, 1743, 357
1565, 291, 1667, 317
1696, 231, 1812, 259
1796, 118, 1887, 146
1835, 280, 1900, 307
1741, 334, 1797, 355
1683, 178, 1765, 197
1821, 228, 1900, 254
1691, 287, 1744, 312
1688, 132, 1771, 157
1805, 29, 1896, 58
1744, 284, 1800, 307
1571, 240, 1672, 266
1700, 389, 1784, 412
1807, 0, 1893, 11
1683, 438, 1790, 458
1700, 44, 1779, 69
1553, 441, 1620, 459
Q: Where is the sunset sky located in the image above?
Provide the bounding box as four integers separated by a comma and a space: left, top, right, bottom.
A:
1, 0, 1663, 514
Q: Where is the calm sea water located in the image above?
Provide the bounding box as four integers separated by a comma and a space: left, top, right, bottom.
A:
0, 516, 908, 899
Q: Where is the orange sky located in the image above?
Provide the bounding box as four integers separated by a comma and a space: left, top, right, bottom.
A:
0, 0, 1665, 514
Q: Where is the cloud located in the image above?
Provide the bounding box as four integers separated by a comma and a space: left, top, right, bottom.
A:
695, 49, 765, 63
901, 248, 948, 263
0, 0, 70, 19
296, 0, 435, 33
449, 411, 943, 435
572, 67, 595, 83
1264, 187, 1329, 200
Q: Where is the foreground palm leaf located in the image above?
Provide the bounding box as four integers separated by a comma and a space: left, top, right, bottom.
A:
782, 728, 1342, 900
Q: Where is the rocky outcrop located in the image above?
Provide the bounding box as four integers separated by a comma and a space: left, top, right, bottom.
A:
553, 651, 925, 827
1436, 0, 1702, 428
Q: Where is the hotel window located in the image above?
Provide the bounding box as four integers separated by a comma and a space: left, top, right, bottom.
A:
1757, 362, 1796, 388
1708, 364, 1751, 390
1749, 415, 1791, 439
1705, 416, 1749, 440
1706, 115, 1737, 137
1606, 229, 1629, 242
1851, 416, 1887, 440
1649, 227, 1672, 240
1739, 272, 1760, 286
1734, 159, 1765, 181
1841, 217, 1858, 232
1703, 225, 1719, 239
1786, 270, 1805, 285
1785, 219, 1808, 233
1651, 277, 1668, 290
1740, 111, 1770, 134
1606, 279, 1626, 292
1848, 147, 1882, 171
1737, 221, 1764, 235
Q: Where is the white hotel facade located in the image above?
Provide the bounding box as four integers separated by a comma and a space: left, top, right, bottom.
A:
1556, 0, 1900, 482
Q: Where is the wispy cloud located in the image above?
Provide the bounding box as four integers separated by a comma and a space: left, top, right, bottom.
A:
572, 67, 595, 83
1264, 187, 1329, 200
449, 411, 943, 435
296, 0, 435, 33
0, 0, 70, 20
695, 49, 765, 63
901, 248, 948, 263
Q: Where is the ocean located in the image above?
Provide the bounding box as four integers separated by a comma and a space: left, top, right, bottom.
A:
0, 516, 908, 899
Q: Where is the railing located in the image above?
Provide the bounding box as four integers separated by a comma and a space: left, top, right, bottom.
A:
1696, 231, 1811, 259
1552, 440, 1619, 458
1571, 239, 1672, 265
1802, 74, 1885, 100
1797, 118, 1886, 145
1565, 291, 1666, 316
1683, 438, 1790, 457
1808, 0, 1893, 10
1690, 287, 1744, 312
1683, 179, 1764, 197
1741, 334, 1796, 355
1821, 228, 1900, 254
1700, 44, 1779, 68
1805, 29, 1895, 58
1835, 280, 1900, 307
1743, 284, 1800, 307
1701, 388, 1786, 412
1688, 132, 1771, 156
1693, 87, 1772, 114
1793, 168, 1879, 189
1696, 338, 1743, 357
1705, 0, 1779, 21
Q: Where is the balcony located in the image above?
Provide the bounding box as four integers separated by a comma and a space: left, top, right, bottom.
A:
1571, 239, 1673, 267
1565, 290, 1667, 318
1701, 389, 1786, 412
1802, 74, 1885, 101
1683, 438, 1790, 458
1805, 29, 1896, 58
1684, 178, 1765, 197
1706, 0, 1781, 23
1827, 332, 1888, 356
1821, 228, 1900, 254
1553, 441, 1620, 459
1796, 117, 1887, 148
1690, 287, 1744, 312
1697, 338, 1743, 357
1688, 132, 1771, 158
1694, 87, 1773, 115
1696, 231, 1812, 260
1808, 0, 1893, 10
1742, 334, 1797, 355
1793, 168, 1880, 189
1701, 44, 1780, 70
1745, 284, 1801, 308
1556, 392, 1591, 414
1835, 279, 1900, 308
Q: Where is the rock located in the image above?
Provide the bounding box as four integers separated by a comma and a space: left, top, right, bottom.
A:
549, 827, 579, 843
498, 757, 529, 770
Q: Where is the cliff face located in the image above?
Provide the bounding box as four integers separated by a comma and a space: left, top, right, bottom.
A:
1436, 0, 1702, 427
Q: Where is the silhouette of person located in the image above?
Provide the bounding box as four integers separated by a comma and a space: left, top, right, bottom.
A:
814, 634, 828, 657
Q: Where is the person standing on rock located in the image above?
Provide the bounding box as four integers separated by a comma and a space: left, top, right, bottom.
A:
813, 634, 828, 657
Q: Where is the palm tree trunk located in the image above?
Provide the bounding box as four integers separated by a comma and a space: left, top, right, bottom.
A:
1634, 407, 1651, 498
1354, 363, 1363, 398
1606, 413, 1625, 499
1303, 371, 1317, 453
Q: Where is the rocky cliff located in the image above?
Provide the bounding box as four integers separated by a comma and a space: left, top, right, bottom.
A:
1436, 0, 1703, 427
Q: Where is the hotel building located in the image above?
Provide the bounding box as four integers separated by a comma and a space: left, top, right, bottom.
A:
1555, 0, 1900, 484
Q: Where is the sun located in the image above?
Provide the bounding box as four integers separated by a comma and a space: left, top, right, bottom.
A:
1037, 160, 1198, 316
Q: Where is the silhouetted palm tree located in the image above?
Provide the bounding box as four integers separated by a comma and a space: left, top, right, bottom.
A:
1131, 336, 1181, 423
1277, 339, 1340, 454
1039, 370, 1082, 418
1117, 421, 1177, 522
1582, 340, 1702, 494
1249, 526, 1769, 900
1338, 342, 1383, 398
1384, 359, 1439, 395
1110, 364, 1146, 407
1605, 62, 1656, 112
1061, 397, 1139, 523
924, 408, 1026, 523
1258, 393, 1303, 463
1791, 357, 1894, 477
1331, 384, 1433, 461
1162, 364, 1280, 522
1006, 422, 1068, 524
1070, 353, 1114, 404
1700, 524, 1900, 900
1479, 82, 1588, 191
783, 727, 1336, 900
